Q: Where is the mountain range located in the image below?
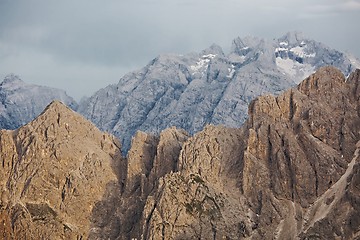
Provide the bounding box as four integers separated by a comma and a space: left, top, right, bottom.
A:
77, 32, 360, 151
0, 32, 360, 153
0, 66, 359, 239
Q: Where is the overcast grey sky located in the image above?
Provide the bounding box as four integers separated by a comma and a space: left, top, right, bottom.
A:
0, 0, 359, 100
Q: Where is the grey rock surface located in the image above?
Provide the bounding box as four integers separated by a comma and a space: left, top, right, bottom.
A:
79, 32, 360, 152
0, 74, 78, 129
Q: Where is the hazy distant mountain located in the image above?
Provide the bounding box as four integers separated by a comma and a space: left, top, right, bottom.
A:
0, 74, 78, 129
78, 32, 360, 151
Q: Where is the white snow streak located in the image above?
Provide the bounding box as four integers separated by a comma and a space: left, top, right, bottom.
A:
290, 46, 316, 58
190, 54, 217, 76
227, 65, 236, 78
276, 57, 315, 83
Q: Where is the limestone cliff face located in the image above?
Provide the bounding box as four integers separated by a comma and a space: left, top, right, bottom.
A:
87, 127, 190, 240
137, 66, 360, 239
0, 101, 122, 239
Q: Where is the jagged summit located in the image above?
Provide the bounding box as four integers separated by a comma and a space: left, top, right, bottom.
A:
0, 74, 27, 90
231, 35, 263, 52
1, 73, 23, 84
297, 66, 346, 94
248, 66, 348, 122
200, 43, 225, 57
278, 31, 305, 45
0, 99, 122, 239
78, 33, 360, 153
32, 100, 91, 128
40, 100, 75, 117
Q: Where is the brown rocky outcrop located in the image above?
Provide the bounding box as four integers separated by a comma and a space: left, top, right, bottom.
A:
88, 127, 190, 240
137, 66, 360, 239
0, 101, 123, 239
0, 99, 190, 240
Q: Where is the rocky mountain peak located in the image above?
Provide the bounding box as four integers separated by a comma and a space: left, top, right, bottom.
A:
1, 74, 26, 90
41, 100, 72, 114
230, 35, 262, 55
230, 37, 246, 54
30, 100, 93, 134
200, 43, 225, 57
279, 31, 305, 45
298, 66, 346, 95
0, 99, 123, 239
2, 73, 22, 83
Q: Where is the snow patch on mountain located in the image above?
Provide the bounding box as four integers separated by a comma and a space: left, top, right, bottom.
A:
227, 65, 236, 78
275, 47, 288, 52
289, 46, 316, 58
190, 54, 217, 76
276, 57, 315, 81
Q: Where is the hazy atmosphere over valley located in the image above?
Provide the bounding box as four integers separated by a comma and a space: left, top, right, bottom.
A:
0, 0, 360, 100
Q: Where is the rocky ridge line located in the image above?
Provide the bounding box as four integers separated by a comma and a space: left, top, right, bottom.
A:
126, 66, 360, 239
78, 32, 360, 153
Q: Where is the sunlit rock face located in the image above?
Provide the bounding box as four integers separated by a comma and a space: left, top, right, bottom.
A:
1, 65, 360, 239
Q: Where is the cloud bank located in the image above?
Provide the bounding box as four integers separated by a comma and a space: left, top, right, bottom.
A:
0, 0, 359, 100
